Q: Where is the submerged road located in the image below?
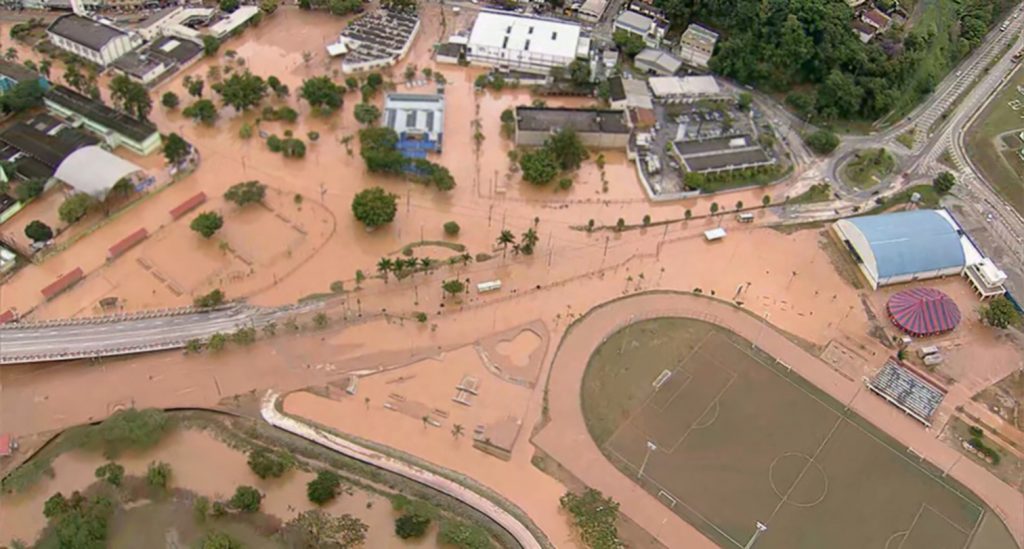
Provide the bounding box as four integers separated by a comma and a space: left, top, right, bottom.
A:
0, 304, 311, 364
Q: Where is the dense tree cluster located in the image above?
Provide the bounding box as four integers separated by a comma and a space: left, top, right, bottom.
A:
351, 187, 398, 229
560, 488, 622, 549
247, 448, 291, 479
299, 76, 345, 113
109, 75, 152, 120
667, 0, 1011, 121
43, 491, 115, 549
518, 129, 587, 185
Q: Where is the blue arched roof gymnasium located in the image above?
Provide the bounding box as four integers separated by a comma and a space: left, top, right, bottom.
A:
845, 210, 965, 278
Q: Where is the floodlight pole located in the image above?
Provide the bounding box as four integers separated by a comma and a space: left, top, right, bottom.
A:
743, 522, 767, 549
638, 441, 657, 479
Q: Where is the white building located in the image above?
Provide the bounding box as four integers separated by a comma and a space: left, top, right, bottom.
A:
578, 0, 610, 22
648, 75, 724, 99
613, 10, 664, 47
47, 14, 139, 67
676, 23, 718, 70
466, 11, 582, 75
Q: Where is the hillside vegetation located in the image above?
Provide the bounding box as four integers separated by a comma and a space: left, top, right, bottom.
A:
657, 0, 1014, 122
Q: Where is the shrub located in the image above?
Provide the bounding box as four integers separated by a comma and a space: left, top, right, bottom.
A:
58, 193, 93, 224
307, 470, 341, 505
229, 485, 262, 512
94, 462, 124, 487
24, 219, 52, 242
395, 512, 431, 539
146, 461, 171, 489
194, 288, 225, 308
438, 519, 492, 549
443, 221, 460, 236
224, 180, 266, 206
981, 296, 1020, 329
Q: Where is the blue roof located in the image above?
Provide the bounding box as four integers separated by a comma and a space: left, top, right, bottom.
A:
847, 210, 965, 278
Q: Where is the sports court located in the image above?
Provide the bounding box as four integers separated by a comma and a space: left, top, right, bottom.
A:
582, 318, 1015, 549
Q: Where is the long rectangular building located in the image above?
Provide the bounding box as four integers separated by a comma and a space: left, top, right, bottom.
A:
514, 107, 629, 149
466, 11, 582, 75
47, 14, 138, 67
44, 86, 161, 156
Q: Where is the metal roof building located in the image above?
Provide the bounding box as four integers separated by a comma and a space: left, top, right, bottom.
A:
466, 11, 582, 75
832, 210, 969, 289
384, 93, 445, 156
54, 146, 143, 199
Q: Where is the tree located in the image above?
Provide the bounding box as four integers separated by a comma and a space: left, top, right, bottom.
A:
194, 288, 225, 308
307, 470, 342, 505
146, 461, 171, 489
737, 92, 753, 111
933, 171, 957, 194
616, 218, 625, 231
560, 489, 622, 549
207, 332, 227, 351
109, 176, 136, 200
247, 448, 290, 479
300, 76, 345, 113
377, 257, 394, 283
546, 129, 588, 171
496, 229, 515, 256
24, 220, 52, 242
520, 227, 539, 255
161, 91, 180, 109
229, 486, 262, 512
804, 130, 839, 155
354, 102, 381, 125
612, 29, 645, 57
266, 75, 289, 98
203, 35, 221, 57
359, 127, 406, 173
735, 200, 744, 211
214, 71, 267, 111
183, 99, 218, 124
42, 491, 115, 549
94, 462, 124, 487
59, 193, 93, 224
0, 79, 44, 113
283, 509, 368, 548
642, 214, 651, 226
710, 202, 719, 215
15, 178, 45, 201
190, 212, 224, 238
519, 149, 559, 185
444, 221, 460, 236
568, 58, 591, 86
259, 0, 279, 13
219, 0, 239, 11
451, 423, 464, 438
224, 180, 267, 206
109, 74, 152, 120
395, 512, 431, 539
438, 519, 493, 549
351, 187, 398, 229
163, 133, 190, 165
329, 0, 362, 15
981, 296, 1020, 329
762, 195, 771, 207
186, 76, 205, 98
442, 279, 465, 298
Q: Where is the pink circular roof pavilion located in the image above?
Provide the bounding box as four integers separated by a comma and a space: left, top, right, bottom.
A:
886, 288, 962, 337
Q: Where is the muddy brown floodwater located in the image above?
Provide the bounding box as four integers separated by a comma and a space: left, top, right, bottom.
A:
0, 428, 441, 548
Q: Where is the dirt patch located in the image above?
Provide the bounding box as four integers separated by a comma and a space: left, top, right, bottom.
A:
973, 370, 1024, 429
476, 320, 549, 387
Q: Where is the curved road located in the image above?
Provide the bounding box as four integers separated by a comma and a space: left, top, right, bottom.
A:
534, 292, 1024, 549
260, 391, 544, 549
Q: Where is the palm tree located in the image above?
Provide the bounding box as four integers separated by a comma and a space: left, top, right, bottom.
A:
421, 415, 430, 429
521, 228, 539, 255
451, 424, 464, 439
511, 243, 521, 256
496, 230, 515, 257
377, 258, 393, 283
5, 47, 18, 62
39, 59, 51, 78
460, 252, 473, 266
420, 257, 434, 273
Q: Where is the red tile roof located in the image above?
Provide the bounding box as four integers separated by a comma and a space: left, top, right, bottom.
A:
40, 267, 84, 300
169, 191, 206, 220
107, 227, 148, 259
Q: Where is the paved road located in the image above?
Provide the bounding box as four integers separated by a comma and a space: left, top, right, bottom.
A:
261, 391, 545, 549
0, 304, 308, 364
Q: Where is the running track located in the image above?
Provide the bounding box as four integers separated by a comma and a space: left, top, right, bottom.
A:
533, 292, 1024, 548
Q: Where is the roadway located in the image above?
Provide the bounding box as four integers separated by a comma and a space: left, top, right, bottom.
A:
0, 304, 309, 364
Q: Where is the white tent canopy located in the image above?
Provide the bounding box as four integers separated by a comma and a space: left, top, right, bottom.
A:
55, 146, 143, 199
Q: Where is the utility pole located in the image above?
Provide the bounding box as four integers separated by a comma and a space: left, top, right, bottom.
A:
487, 204, 493, 227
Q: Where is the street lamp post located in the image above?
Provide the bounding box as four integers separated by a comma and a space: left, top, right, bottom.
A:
638, 441, 657, 479
743, 522, 767, 549
753, 312, 770, 350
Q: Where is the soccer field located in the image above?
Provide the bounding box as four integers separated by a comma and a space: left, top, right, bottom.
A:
582, 318, 1016, 549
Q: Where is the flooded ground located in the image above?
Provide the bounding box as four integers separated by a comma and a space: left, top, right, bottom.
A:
0, 427, 441, 548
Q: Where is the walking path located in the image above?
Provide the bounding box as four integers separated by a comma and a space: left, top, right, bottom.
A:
260, 391, 544, 549
534, 291, 1024, 548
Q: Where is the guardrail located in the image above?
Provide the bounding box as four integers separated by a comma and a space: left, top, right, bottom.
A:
0, 303, 242, 331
